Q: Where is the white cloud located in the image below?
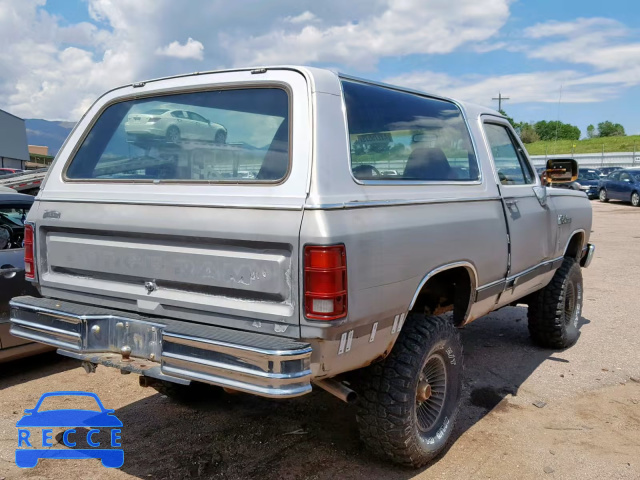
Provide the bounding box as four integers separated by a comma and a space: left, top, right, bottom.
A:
156, 38, 204, 60
523, 17, 640, 71
284, 11, 317, 24
384, 69, 630, 107
226, 0, 512, 69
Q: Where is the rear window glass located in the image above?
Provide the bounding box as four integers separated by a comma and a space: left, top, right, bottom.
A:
66, 88, 289, 183
342, 80, 479, 182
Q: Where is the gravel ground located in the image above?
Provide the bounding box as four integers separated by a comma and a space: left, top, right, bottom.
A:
1, 200, 639, 480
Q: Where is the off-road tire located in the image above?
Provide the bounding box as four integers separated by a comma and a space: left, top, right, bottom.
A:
599, 188, 609, 203
356, 314, 463, 468
631, 191, 640, 207
527, 257, 583, 349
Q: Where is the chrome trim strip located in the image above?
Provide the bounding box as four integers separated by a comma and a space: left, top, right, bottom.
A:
161, 365, 312, 398
409, 261, 479, 311
305, 196, 502, 210
10, 302, 83, 323
11, 318, 81, 342
506, 256, 564, 285
161, 351, 311, 380
9, 326, 80, 351
163, 332, 313, 358
475, 278, 507, 302
563, 229, 586, 256
36, 198, 303, 210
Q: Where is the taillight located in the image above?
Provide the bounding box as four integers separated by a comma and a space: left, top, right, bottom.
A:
24, 224, 35, 281
304, 245, 347, 320
147, 117, 161, 123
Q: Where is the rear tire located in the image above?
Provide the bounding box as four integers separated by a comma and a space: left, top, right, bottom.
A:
166, 126, 181, 144
599, 188, 609, 202
631, 191, 640, 207
527, 257, 583, 349
356, 314, 463, 467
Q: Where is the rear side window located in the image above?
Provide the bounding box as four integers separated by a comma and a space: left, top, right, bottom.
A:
341, 80, 479, 182
66, 88, 290, 183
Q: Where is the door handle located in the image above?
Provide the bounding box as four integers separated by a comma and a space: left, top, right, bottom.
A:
0, 266, 23, 279
505, 199, 519, 207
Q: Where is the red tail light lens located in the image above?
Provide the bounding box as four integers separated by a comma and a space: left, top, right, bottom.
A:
24, 224, 35, 281
304, 245, 347, 320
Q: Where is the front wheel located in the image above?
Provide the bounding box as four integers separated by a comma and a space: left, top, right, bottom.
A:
599, 188, 609, 202
356, 314, 463, 467
527, 257, 583, 349
214, 130, 227, 144
631, 191, 640, 207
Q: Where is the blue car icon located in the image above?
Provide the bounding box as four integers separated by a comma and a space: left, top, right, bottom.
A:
16, 391, 123, 468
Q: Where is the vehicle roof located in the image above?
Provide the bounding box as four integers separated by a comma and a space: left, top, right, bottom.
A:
0, 192, 34, 203
110, 66, 504, 120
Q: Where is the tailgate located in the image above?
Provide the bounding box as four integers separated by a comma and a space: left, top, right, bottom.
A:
36, 201, 303, 330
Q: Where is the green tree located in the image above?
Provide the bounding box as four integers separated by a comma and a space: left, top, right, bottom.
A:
586, 124, 596, 138
533, 120, 581, 141
597, 121, 625, 137
500, 109, 520, 131
519, 123, 540, 143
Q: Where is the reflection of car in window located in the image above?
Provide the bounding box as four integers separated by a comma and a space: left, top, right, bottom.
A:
125, 108, 227, 145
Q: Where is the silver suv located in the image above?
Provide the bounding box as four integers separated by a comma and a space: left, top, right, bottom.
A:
10, 66, 594, 467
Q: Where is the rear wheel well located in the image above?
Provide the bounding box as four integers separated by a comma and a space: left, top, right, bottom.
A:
565, 232, 585, 260
409, 266, 474, 326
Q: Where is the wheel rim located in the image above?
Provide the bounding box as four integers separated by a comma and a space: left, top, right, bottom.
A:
600, 190, 606, 201
564, 280, 577, 326
633, 193, 639, 206
168, 128, 179, 143
416, 354, 447, 431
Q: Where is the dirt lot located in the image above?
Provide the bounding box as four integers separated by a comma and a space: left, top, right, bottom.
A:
1, 200, 639, 480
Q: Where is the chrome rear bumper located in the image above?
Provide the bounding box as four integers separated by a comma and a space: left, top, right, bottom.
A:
9, 296, 312, 398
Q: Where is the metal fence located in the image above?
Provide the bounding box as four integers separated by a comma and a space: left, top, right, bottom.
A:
530, 152, 640, 169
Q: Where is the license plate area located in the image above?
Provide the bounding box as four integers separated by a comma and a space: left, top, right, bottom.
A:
84, 317, 163, 361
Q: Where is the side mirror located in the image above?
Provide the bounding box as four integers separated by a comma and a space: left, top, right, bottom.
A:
544, 158, 578, 184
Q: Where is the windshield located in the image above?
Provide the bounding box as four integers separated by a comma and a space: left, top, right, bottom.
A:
0, 205, 30, 226
66, 88, 290, 183
578, 171, 600, 181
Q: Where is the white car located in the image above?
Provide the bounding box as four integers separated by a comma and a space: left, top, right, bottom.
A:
125, 108, 227, 144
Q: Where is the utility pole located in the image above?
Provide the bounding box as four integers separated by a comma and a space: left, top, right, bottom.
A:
492, 92, 510, 111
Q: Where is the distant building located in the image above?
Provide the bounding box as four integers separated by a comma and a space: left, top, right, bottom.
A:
28, 145, 54, 168
0, 108, 30, 170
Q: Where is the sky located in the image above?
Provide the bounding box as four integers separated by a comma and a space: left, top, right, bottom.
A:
0, 0, 638, 137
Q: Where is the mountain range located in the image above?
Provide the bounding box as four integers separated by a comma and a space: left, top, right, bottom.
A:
25, 119, 75, 156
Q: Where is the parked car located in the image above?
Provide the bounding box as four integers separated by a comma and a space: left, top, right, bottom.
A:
124, 108, 227, 144
9, 67, 594, 468
577, 168, 601, 199
0, 168, 23, 176
0, 192, 49, 362
598, 166, 621, 177
598, 167, 640, 206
